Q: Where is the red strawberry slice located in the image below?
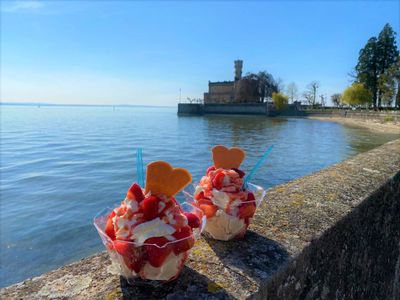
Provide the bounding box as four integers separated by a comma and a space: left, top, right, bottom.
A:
105, 211, 116, 240
238, 202, 256, 219
206, 166, 216, 175
195, 191, 205, 201
140, 196, 159, 220
172, 226, 195, 255
145, 237, 172, 268
184, 212, 201, 228
247, 192, 255, 201
196, 198, 213, 206
212, 171, 225, 190
232, 168, 245, 178
199, 204, 218, 218
126, 183, 144, 202
114, 240, 143, 273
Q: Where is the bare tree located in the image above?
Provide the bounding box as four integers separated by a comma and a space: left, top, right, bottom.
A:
319, 95, 326, 107
304, 81, 320, 107
276, 78, 285, 93
331, 93, 342, 107
286, 82, 298, 103
303, 92, 314, 105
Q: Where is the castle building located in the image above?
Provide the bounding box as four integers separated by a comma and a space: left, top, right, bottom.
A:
203, 60, 260, 104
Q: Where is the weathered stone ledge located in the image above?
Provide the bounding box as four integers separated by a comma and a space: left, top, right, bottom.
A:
1, 139, 400, 299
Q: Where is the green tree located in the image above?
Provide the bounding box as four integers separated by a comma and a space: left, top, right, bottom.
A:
376, 24, 399, 107
379, 56, 400, 107
355, 24, 398, 109
356, 37, 379, 108
245, 71, 279, 102
331, 93, 342, 107
342, 83, 372, 106
256, 71, 279, 102
272, 92, 288, 110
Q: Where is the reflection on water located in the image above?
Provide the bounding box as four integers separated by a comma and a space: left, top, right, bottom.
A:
0, 106, 398, 287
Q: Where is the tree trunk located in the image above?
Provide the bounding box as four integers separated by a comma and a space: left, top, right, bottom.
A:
377, 89, 382, 108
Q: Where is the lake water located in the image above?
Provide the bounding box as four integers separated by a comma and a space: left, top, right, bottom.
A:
0, 105, 398, 287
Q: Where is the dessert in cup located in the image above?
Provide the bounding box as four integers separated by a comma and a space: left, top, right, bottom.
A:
94, 161, 205, 283
193, 145, 265, 241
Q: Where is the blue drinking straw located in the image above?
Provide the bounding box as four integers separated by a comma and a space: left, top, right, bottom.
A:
244, 145, 274, 187
136, 148, 145, 187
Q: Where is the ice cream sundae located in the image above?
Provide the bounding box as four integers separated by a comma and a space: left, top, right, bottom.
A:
94, 161, 205, 282
193, 145, 265, 240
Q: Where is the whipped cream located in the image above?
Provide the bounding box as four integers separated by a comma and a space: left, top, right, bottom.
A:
132, 218, 176, 245
211, 189, 231, 210
141, 252, 185, 281
205, 210, 246, 240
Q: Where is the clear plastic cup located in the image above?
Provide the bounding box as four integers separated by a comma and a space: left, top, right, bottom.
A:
188, 182, 266, 241
93, 201, 206, 284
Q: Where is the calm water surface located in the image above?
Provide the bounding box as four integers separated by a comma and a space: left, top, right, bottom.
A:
1, 105, 398, 287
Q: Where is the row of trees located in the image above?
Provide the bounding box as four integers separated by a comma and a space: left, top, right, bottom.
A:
243, 71, 328, 108
350, 23, 399, 108
278, 23, 399, 109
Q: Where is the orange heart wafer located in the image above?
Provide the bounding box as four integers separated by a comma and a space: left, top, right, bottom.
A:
212, 145, 246, 169
145, 161, 192, 197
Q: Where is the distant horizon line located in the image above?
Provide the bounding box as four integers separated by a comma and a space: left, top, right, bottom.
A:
0, 101, 176, 108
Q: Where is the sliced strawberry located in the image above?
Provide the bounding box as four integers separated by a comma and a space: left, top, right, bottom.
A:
238, 202, 256, 219
184, 212, 201, 228
199, 204, 218, 218
105, 211, 116, 240
140, 196, 159, 220
173, 226, 194, 254
232, 168, 245, 178
247, 192, 255, 201
170, 196, 179, 204
206, 166, 216, 175
212, 171, 225, 190
114, 240, 144, 273
195, 191, 205, 201
145, 237, 172, 268
126, 183, 144, 202
197, 198, 213, 206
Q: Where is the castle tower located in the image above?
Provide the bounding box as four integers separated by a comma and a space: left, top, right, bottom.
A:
234, 60, 243, 81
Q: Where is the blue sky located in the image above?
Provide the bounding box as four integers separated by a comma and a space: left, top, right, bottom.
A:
1, 1, 399, 106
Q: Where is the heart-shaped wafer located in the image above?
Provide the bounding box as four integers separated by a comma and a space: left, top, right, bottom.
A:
212, 145, 246, 169
145, 161, 192, 197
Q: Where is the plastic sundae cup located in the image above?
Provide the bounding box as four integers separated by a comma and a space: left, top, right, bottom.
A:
190, 182, 265, 241
94, 201, 206, 284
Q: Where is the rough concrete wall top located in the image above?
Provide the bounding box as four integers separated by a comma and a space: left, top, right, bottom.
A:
1, 139, 399, 300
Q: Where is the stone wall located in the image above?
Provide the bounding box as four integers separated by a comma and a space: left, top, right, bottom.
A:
303, 110, 400, 123
178, 103, 275, 116
255, 168, 400, 299
203, 103, 270, 115
1, 139, 399, 300
177, 103, 204, 115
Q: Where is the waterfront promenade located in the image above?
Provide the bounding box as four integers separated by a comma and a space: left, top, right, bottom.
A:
2, 139, 399, 299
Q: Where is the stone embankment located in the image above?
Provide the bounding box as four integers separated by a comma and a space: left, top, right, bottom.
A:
305, 110, 400, 134
1, 139, 400, 299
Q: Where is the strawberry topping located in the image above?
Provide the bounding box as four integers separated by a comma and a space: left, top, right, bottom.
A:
140, 196, 160, 220
126, 183, 144, 202
184, 212, 201, 228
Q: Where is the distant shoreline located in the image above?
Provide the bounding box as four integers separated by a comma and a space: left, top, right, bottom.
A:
0, 102, 174, 108
307, 116, 400, 135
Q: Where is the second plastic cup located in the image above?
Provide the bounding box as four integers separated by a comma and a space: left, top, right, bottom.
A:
187, 182, 265, 241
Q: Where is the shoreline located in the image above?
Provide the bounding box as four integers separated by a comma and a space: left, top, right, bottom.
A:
306, 116, 400, 135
